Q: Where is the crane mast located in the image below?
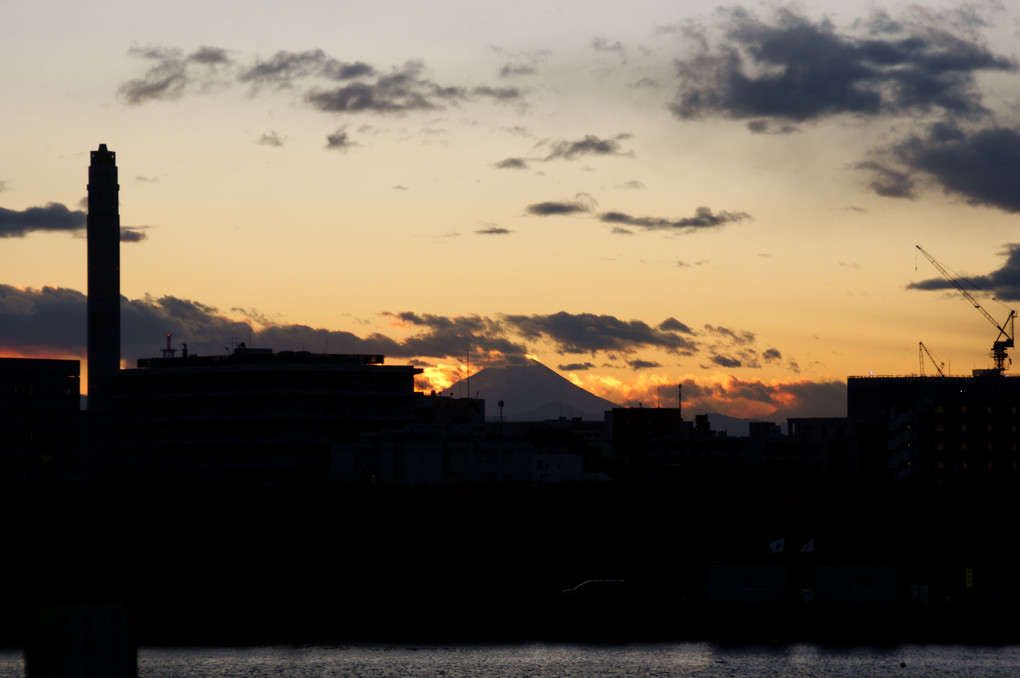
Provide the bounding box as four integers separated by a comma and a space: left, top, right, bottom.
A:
919, 341, 946, 377
915, 245, 1016, 375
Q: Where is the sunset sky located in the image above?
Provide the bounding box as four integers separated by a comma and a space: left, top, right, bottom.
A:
3, 0, 1020, 419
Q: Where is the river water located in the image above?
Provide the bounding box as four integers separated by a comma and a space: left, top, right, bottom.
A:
3, 643, 1019, 677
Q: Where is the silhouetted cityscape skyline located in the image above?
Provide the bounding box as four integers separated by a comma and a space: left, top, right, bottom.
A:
4, 146, 1020, 661
6, 1, 1020, 424
6, 1, 1020, 661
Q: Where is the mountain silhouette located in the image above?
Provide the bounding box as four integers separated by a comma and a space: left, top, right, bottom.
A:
444, 359, 620, 421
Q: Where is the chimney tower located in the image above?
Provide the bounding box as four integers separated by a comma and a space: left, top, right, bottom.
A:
87, 144, 120, 408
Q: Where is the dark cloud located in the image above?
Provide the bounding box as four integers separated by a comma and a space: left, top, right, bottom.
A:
558, 362, 596, 371
885, 124, 1020, 212
2, 285, 805, 400
659, 317, 694, 334
746, 119, 798, 135
476, 226, 511, 235
325, 127, 355, 151
0, 203, 142, 243
471, 86, 522, 101
526, 200, 592, 216
306, 61, 465, 113
909, 243, 1020, 302
118, 61, 188, 104
599, 206, 750, 232
238, 49, 374, 88
705, 324, 756, 345
495, 157, 528, 169
119, 45, 229, 104
190, 46, 232, 66
856, 160, 917, 199
670, 7, 1014, 124
120, 45, 523, 114
628, 359, 660, 369
709, 354, 742, 368
0, 203, 84, 238
502, 311, 698, 355
119, 228, 147, 243
383, 312, 526, 359
0, 286, 529, 365
543, 134, 632, 161
763, 348, 783, 362
0, 285, 87, 354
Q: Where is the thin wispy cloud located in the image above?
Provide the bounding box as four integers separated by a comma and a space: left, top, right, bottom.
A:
600, 207, 750, 233
540, 134, 632, 161
476, 226, 512, 235
257, 131, 286, 147
495, 157, 529, 170
325, 127, 356, 151
120, 46, 527, 119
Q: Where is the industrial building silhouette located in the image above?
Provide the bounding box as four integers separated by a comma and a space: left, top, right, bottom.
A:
86, 143, 120, 410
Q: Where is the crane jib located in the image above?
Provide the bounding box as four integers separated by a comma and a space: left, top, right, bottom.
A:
915, 244, 1016, 374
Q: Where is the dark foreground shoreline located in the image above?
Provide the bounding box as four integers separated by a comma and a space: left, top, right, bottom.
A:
5, 477, 1020, 647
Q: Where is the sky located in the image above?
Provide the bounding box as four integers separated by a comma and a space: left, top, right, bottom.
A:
3, 0, 1020, 420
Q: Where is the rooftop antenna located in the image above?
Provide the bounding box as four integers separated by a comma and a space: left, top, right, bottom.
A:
161, 333, 177, 359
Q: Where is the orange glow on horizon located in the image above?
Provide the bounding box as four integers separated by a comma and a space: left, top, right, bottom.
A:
564, 370, 839, 419
419, 362, 472, 392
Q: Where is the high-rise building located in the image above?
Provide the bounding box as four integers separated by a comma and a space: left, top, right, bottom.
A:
848, 374, 1020, 480
87, 144, 120, 409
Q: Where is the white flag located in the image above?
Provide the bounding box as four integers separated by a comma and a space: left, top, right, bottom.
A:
769, 538, 785, 554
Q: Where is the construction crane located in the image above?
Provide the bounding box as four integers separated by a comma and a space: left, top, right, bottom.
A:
915, 244, 1016, 375
918, 341, 946, 376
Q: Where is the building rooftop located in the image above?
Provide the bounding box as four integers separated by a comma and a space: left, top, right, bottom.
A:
135, 346, 389, 370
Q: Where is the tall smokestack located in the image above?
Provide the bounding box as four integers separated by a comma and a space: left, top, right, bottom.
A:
87, 144, 120, 409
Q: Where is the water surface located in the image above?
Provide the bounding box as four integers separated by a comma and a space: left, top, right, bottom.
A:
3, 643, 1018, 677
